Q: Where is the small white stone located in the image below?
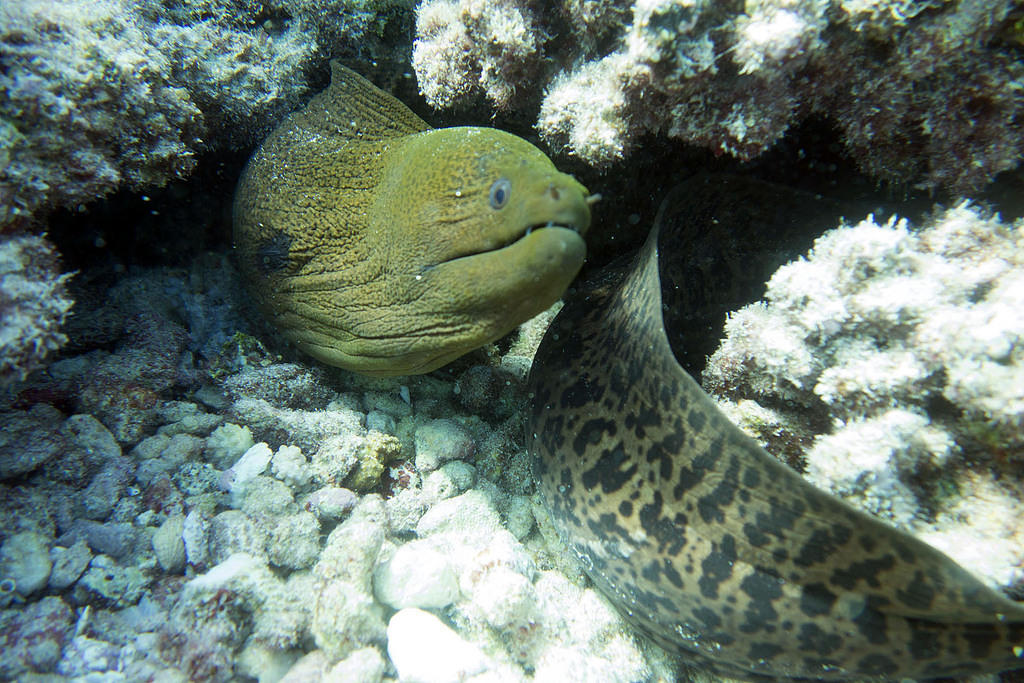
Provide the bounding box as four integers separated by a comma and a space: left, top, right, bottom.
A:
325, 646, 386, 683
470, 566, 537, 630
236, 641, 299, 683
229, 443, 273, 490
387, 608, 488, 683
280, 650, 330, 683
416, 490, 502, 538
182, 508, 210, 568
306, 486, 358, 521
374, 540, 458, 610
385, 487, 430, 535
188, 553, 265, 591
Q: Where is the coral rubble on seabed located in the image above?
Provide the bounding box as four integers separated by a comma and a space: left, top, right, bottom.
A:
413, 0, 1024, 194
4, 205, 1023, 682
704, 202, 1024, 591
0, 256, 676, 681
2, 0, 1023, 679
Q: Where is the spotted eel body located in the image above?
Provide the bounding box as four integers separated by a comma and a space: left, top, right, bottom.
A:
526, 193, 1024, 680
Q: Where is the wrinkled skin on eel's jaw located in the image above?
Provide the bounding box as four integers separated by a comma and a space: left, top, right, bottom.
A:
527, 188, 1024, 681
233, 63, 591, 376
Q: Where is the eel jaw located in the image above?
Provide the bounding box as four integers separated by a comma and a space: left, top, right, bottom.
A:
524, 220, 583, 238
434, 221, 585, 268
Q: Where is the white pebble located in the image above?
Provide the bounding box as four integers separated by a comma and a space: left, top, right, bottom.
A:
306, 486, 358, 521
422, 461, 476, 501
387, 608, 488, 683
326, 646, 386, 682
416, 490, 502, 538
374, 541, 458, 610
182, 508, 210, 568
229, 442, 273, 490
470, 566, 537, 630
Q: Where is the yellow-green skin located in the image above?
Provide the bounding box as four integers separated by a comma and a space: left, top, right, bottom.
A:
233, 63, 591, 376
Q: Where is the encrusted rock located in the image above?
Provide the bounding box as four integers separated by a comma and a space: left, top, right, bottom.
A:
266, 512, 321, 570
0, 596, 74, 678
0, 530, 53, 596
48, 540, 92, 590
414, 418, 475, 473
304, 486, 358, 522
0, 405, 66, 479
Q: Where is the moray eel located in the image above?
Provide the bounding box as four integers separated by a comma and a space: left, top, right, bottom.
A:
527, 188, 1024, 680
234, 63, 590, 376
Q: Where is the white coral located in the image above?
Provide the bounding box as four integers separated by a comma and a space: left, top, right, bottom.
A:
705, 201, 1024, 586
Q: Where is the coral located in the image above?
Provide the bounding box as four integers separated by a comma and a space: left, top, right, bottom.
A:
0, 243, 694, 682
0, 0, 203, 227
310, 430, 402, 492
265, 512, 321, 570
703, 202, 1024, 587
157, 553, 309, 680
232, 476, 295, 517
230, 396, 364, 453
204, 423, 257, 470
209, 510, 268, 565
311, 497, 388, 660
413, 0, 1024, 193
413, 0, 541, 109
28, 305, 199, 445
222, 363, 334, 411
271, 444, 311, 489
0, 235, 72, 384
0, 0, 418, 228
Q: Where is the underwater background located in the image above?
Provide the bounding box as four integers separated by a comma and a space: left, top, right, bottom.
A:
1, 0, 1023, 680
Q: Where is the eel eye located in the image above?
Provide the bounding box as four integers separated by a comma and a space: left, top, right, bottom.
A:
489, 178, 511, 209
